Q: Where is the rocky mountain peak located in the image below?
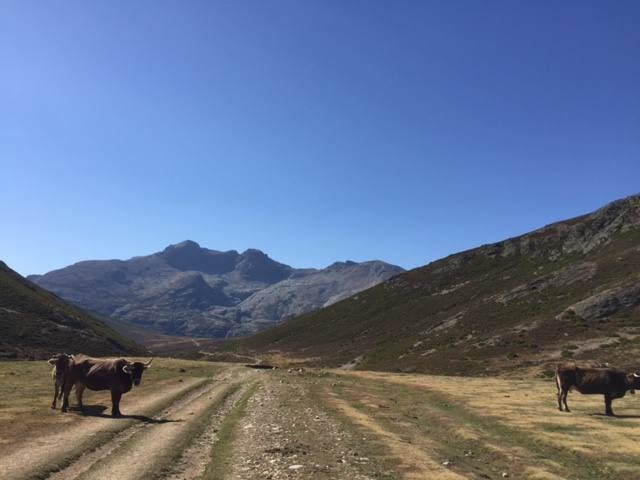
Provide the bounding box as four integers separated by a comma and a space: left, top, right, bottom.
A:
164, 240, 202, 251
29, 241, 404, 338
161, 241, 240, 275
326, 261, 357, 271
240, 248, 269, 259
235, 249, 293, 284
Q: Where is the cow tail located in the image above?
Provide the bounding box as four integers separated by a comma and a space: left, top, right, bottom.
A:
555, 364, 561, 393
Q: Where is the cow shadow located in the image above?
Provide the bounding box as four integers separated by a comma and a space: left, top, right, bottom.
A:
67, 404, 108, 416
588, 413, 640, 419
68, 404, 183, 424
116, 414, 182, 424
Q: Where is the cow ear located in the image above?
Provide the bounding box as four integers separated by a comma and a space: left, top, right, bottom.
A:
122, 364, 131, 374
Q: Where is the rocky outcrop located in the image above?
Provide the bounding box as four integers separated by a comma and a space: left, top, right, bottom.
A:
562, 196, 640, 254
479, 195, 640, 261
560, 280, 640, 321
490, 262, 597, 304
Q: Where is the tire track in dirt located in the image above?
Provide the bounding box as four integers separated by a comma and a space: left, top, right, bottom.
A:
2, 377, 205, 480
337, 370, 618, 479
47, 378, 223, 480
325, 390, 467, 480
74, 369, 257, 480
329, 378, 566, 479
162, 382, 249, 480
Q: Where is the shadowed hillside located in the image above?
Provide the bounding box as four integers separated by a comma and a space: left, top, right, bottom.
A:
216, 195, 640, 376
0, 261, 146, 359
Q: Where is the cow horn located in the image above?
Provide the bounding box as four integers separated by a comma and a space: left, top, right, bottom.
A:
122, 364, 131, 374
144, 358, 153, 369
634, 373, 640, 378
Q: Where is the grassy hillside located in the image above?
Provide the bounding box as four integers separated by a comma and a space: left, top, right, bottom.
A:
215, 195, 640, 376
0, 261, 146, 359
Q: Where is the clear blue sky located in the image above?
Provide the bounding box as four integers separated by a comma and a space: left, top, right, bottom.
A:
1, 1, 639, 276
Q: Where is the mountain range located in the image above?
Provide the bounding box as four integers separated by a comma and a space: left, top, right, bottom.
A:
29, 242, 404, 338
217, 195, 640, 376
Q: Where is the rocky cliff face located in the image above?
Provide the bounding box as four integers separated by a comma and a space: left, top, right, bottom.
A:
30, 242, 403, 337
224, 260, 404, 337
475, 195, 640, 261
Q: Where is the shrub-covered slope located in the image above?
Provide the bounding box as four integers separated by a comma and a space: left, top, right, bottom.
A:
0, 261, 146, 359
220, 195, 640, 375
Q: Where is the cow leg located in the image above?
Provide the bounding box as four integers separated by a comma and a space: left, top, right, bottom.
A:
75, 383, 86, 413
111, 390, 122, 418
605, 394, 615, 416
52, 380, 59, 409
557, 386, 564, 411
61, 379, 73, 413
561, 388, 570, 412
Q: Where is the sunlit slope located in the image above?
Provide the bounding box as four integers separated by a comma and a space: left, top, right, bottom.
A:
0, 261, 146, 359
222, 195, 640, 375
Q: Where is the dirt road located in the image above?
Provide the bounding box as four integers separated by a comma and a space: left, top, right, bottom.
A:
3, 360, 640, 480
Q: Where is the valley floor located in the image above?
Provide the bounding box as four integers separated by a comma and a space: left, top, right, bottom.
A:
2, 360, 640, 480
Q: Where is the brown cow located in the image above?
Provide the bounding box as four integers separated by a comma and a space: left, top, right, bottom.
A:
556, 363, 640, 416
60, 355, 152, 417
47, 353, 74, 409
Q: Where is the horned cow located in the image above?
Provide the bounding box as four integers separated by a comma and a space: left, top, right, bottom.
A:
556, 363, 640, 416
47, 353, 74, 409
60, 355, 152, 417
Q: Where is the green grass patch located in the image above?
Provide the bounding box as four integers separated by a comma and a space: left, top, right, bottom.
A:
202, 382, 259, 480
148, 382, 242, 479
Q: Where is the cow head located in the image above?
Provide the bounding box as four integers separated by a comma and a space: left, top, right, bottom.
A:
122, 359, 152, 386
628, 372, 640, 394
47, 353, 74, 377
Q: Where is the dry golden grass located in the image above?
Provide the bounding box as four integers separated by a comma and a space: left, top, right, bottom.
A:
340, 370, 640, 478
5, 360, 640, 480
325, 389, 466, 479
0, 358, 221, 459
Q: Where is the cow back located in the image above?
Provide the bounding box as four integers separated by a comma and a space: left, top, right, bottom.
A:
69, 356, 132, 392
560, 365, 629, 395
